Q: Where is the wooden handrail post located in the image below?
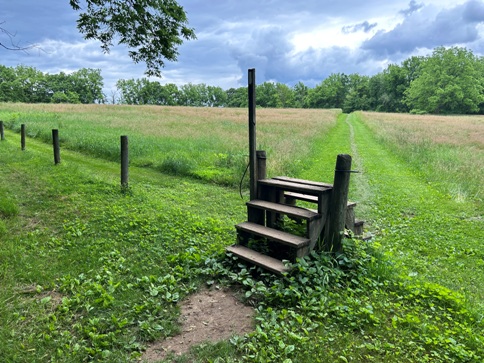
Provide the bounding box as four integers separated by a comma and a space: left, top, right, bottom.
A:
120, 135, 129, 189
325, 154, 352, 253
52, 129, 61, 164
21, 124, 26, 150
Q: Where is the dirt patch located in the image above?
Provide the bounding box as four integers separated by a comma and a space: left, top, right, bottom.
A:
141, 287, 255, 362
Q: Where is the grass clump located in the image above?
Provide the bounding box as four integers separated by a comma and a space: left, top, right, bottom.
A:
0, 198, 19, 219
158, 154, 197, 176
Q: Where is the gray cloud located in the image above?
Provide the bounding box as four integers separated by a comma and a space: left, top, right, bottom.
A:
399, 0, 424, 17
362, 1, 484, 57
463, 0, 484, 22
342, 21, 378, 34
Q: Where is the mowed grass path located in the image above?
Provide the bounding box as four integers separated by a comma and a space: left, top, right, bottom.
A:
302, 112, 483, 308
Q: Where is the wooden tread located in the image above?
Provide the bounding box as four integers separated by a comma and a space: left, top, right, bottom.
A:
235, 222, 310, 248
285, 191, 357, 209
273, 176, 333, 188
226, 245, 290, 274
258, 178, 330, 196
247, 200, 319, 221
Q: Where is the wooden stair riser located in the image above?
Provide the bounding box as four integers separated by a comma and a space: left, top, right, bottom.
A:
258, 178, 331, 215
235, 221, 310, 260
284, 191, 364, 235
246, 199, 321, 239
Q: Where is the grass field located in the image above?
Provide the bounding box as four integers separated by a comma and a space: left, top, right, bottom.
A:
0, 104, 483, 362
0, 103, 339, 187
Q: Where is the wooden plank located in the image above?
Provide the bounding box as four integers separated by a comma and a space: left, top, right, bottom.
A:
247, 200, 319, 221
226, 245, 290, 274
258, 178, 330, 196
273, 176, 333, 188
284, 191, 318, 203
235, 222, 310, 248
285, 191, 357, 209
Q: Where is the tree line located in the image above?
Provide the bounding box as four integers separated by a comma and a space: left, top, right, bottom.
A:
0, 66, 104, 104
2, 46, 484, 114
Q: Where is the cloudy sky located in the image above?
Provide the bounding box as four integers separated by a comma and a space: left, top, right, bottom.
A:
2, 0, 484, 93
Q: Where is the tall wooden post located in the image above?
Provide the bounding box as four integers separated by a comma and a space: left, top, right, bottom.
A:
248, 68, 257, 200
21, 124, 26, 150
325, 154, 352, 253
0, 121, 4, 141
120, 135, 129, 189
52, 129, 61, 164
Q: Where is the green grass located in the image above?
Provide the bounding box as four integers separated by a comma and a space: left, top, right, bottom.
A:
0, 106, 483, 362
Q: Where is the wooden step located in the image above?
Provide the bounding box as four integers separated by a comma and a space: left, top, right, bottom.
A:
226, 245, 290, 274
285, 191, 357, 209
258, 178, 331, 196
353, 219, 364, 235
235, 222, 310, 248
285, 191, 318, 203
247, 200, 320, 221
273, 176, 333, 188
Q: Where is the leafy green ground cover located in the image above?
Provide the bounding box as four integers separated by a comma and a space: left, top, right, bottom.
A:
0, 108, 483, 362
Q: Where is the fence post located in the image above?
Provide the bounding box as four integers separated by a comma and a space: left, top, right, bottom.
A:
52, 129, 61, 164
120, 135, 129, 189
248, 68, 257, 201
0, 121, 4, 141
325, 154, 352, 253
21, 124, 26, 150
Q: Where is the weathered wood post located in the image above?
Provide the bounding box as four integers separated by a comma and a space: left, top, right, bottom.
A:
256, 150, 266, 182
248, 150, 267, 225
0, 121, 4, 141
21, 124, 26, 150
120, 135, 129, 189
52, 129, 61, 164
248, 68, 257, 201
325, 154, 352, 253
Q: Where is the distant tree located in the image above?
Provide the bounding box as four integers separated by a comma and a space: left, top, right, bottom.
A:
206, 85, 227, 107
69, 0, 196, 77
405, 47, 484, 114
160, 83, 180, 105
8, 65, 48, 103
225, 87, 247, 108
70, 68, 105, 103
307, 73, 349, 109
116, 79, 143, 104
51, 91, 81, 104
293, 81, 309, 108
275, 83, 295, 108
257, 82, 279, 107
342, 74, 371, 113
179, 83, 206, 106
0, 65, 16, 101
